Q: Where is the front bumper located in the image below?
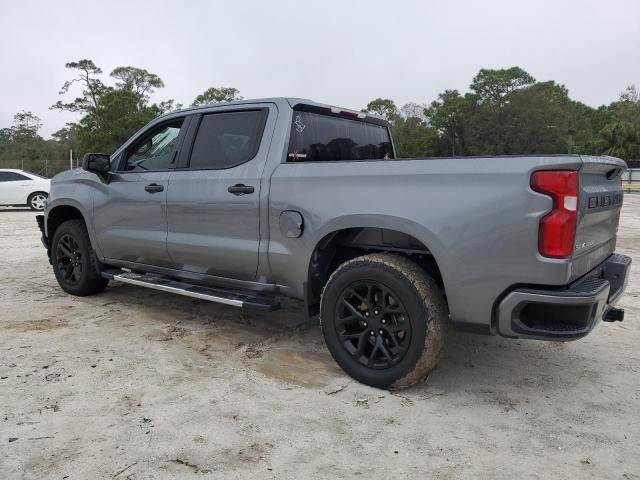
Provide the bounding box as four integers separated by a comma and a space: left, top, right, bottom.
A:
497, 253, 632, 340
36, 215, 51, 262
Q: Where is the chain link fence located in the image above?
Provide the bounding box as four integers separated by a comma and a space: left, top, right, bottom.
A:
0, 159, 79, 178
622, 168, 639, 194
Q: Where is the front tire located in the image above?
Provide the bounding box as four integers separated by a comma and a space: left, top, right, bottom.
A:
28, 192, 48, 211
51, 219, 108, 296
320, 253, 447, 389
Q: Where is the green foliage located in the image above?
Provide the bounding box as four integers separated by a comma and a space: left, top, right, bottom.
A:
425, 90, 472, 156
2, 62, 640, 172
46, 59, 178, 156
193, 87, 243, 105
598, 122, 640, 159
569, 103, 610, 154
0, 111, 69, 163
391, 114, 437, 158
369, 67, 639, 161
363, 99, 437, 157
8, 111, 42, 141
364, 98, 399, 121
593, 86, 640, 160
51, 123, 78, 145
76, 89, 162, 154
110, 66, 164, 97
465, 80, 572, 155
156, 99, 183, 113
51, 59, 106, 113
470, 67, 536, 104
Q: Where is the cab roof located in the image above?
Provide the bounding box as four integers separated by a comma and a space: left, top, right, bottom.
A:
157, 97, 389, 126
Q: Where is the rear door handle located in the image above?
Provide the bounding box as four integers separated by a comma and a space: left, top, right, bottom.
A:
144, 183, 164, 193
227, 184, 255, 195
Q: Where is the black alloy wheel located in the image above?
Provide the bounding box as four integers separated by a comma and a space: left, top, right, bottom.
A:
335, 281, 412, 369
55, 233, 83, 286
51, 219, 109, 296
320, 253, 447, 389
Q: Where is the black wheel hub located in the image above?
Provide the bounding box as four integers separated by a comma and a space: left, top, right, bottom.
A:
334, 281, 412, 369
56, 234, 83, 285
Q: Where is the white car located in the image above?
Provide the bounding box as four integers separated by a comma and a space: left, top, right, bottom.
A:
0, 169, 51, 210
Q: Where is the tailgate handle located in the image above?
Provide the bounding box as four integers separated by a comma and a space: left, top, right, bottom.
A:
228, 184, 255, 195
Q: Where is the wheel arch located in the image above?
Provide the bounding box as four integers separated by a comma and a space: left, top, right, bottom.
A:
305, 222, 449, 316
45, 202, 99, 258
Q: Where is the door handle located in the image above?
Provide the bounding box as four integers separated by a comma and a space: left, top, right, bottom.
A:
227, 184, 255, 195
144, 183, 164, 193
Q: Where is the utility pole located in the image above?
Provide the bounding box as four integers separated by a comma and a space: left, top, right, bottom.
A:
70, 149, 73, 170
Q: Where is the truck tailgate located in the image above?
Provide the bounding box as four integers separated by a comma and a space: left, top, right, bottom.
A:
572, 155, 627, 278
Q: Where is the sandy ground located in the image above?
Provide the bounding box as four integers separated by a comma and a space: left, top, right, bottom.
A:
1, 197, 639, 480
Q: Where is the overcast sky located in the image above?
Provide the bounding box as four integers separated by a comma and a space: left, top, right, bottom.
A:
1, 0, 639, 138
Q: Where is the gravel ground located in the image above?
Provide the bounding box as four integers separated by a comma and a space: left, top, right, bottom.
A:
1, 197, 639, 480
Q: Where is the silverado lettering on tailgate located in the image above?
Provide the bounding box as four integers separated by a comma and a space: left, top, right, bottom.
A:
587, 193, 623, 210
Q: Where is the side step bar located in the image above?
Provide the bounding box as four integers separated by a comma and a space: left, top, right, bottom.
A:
102, 270, 279, 311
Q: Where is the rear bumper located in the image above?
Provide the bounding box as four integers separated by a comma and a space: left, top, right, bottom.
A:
497, 253, 631, 340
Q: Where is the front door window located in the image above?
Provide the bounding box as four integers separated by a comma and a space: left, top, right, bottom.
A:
124, 120, 183, 171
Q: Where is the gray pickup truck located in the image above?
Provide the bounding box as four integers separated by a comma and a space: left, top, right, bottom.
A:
37, 97, 631, 388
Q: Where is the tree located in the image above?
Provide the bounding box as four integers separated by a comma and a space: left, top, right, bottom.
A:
424, 90, 472, 156
11, 111, 42, 140
569, 102, 610, 155
363, 98, 437, 157
470, 67, 536, 104
0, 128, 12, 145
76, 89, 162, 154
156, 99, 183, 113
620, 85, 639, 103
400, 103, 426, 121
590, 85, 640, 160
51, 59, 106, 113
391, 115, 437, 158
465, 80, 572, 155
110, 66, 164, 97
193, 87, 242, 105
363, 98, 399, 122
51, 123, 78, 146
598, 122, 640, 160
47, 59, 178, 156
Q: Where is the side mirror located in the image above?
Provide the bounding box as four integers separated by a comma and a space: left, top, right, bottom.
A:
82, 153, 111, 174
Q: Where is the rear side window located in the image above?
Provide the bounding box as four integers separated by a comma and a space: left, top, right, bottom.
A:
0, 172, 29, 182
189, 109, 268, 170
287, 111, 393, 162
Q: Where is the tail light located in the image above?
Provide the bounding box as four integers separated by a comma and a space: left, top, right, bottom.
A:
531, 170, 579, 258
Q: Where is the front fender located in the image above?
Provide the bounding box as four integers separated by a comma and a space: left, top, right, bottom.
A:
45, 172, 102, 258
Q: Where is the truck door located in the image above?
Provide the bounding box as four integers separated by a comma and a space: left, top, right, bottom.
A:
166, 105, 274, 281
92, 116, 189, 268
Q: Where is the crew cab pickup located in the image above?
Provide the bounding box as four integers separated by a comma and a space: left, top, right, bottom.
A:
37, 97, 631, 388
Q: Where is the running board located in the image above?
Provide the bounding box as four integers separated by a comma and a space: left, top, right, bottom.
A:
102, 270, 279, 311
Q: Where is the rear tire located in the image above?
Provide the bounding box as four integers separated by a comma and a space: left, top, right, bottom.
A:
28, 192, 48, 211
320, 253, 447, 389
51, 219, 108, 296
